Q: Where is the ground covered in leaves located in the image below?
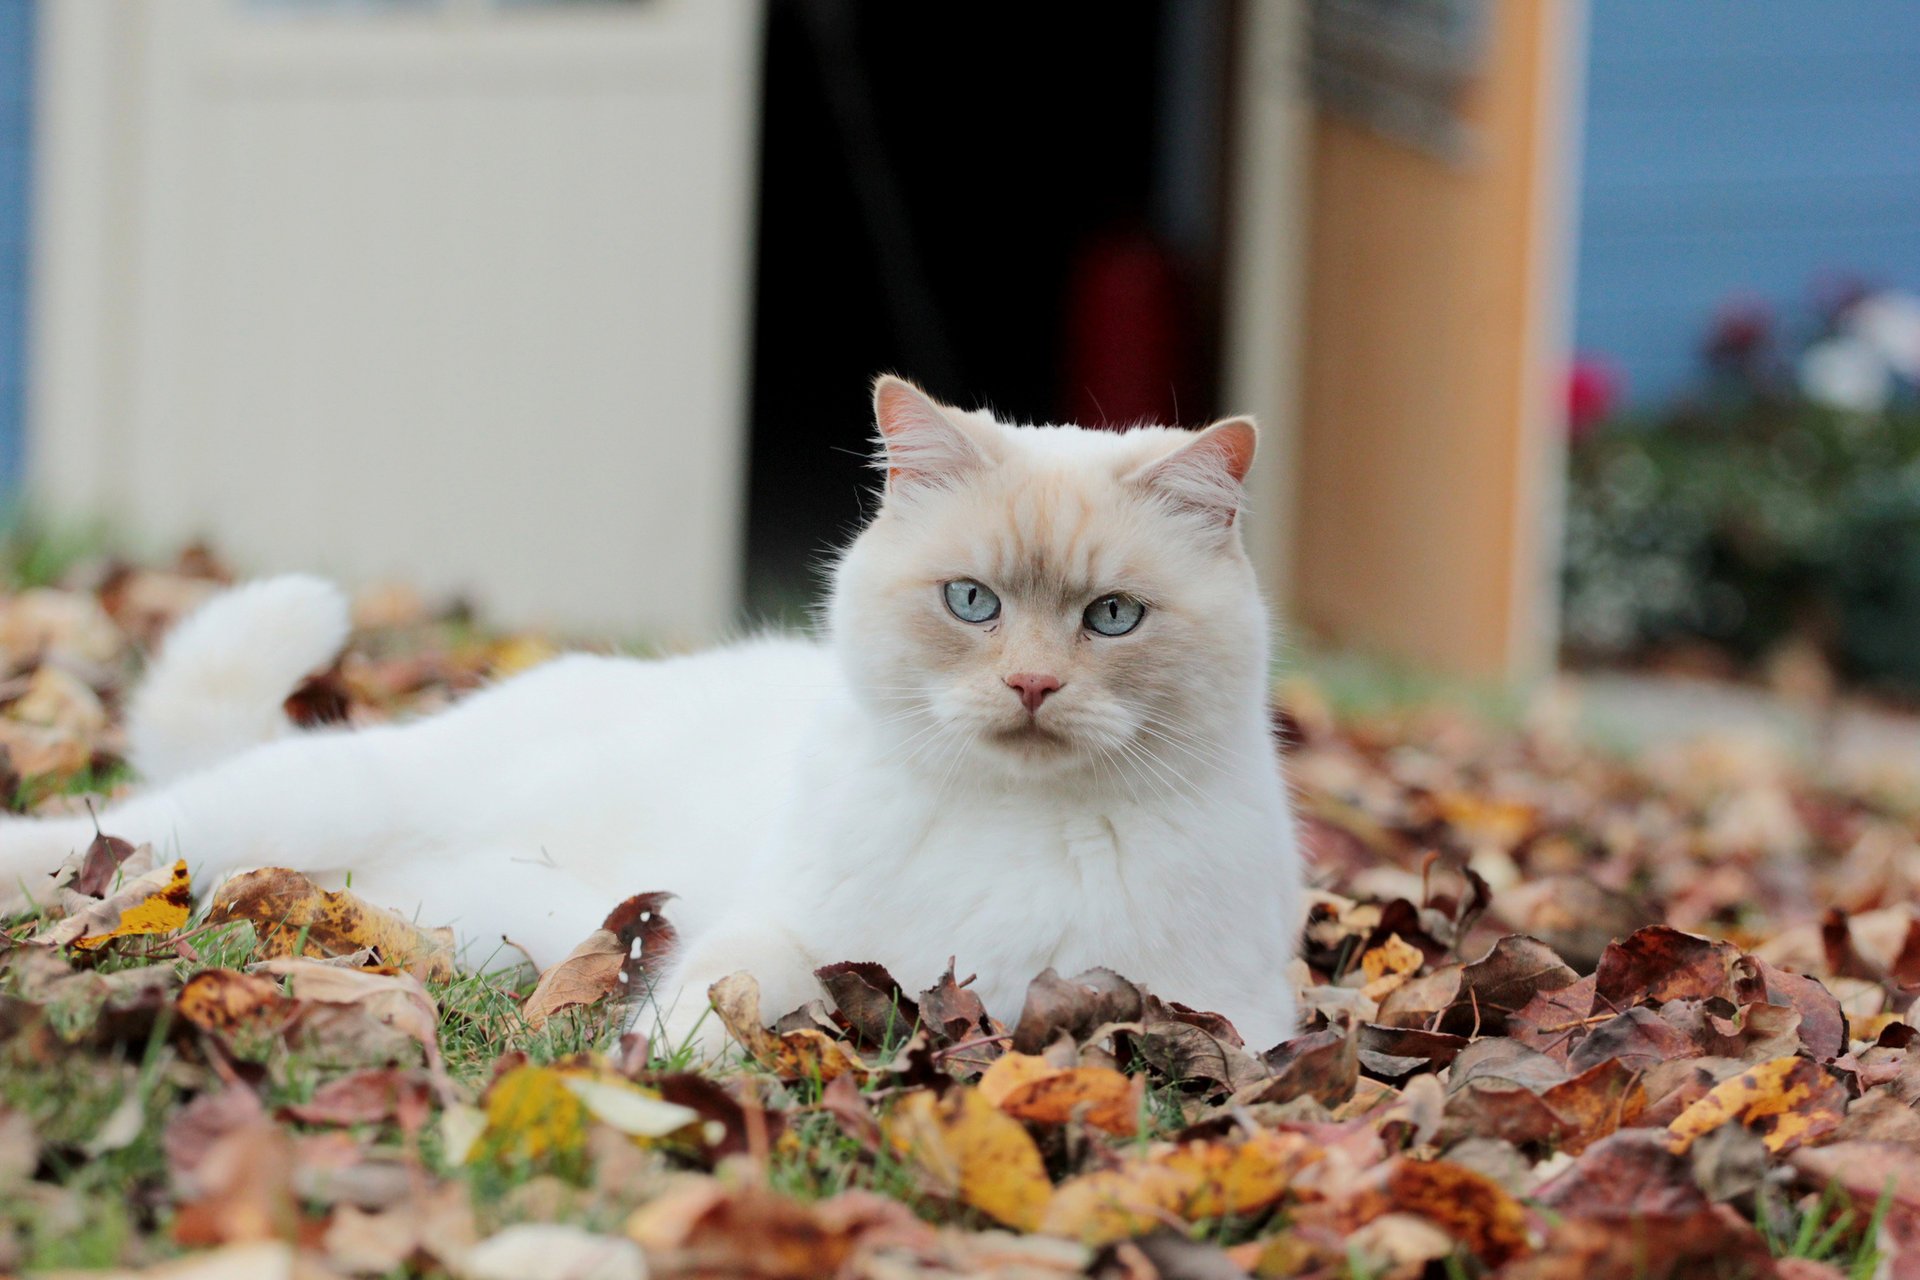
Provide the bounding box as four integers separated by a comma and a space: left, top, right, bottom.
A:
7, 551, 1920, 1278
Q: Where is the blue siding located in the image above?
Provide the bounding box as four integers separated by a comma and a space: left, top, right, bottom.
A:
1574, 1, 1920, 405
0, 0, 28, 493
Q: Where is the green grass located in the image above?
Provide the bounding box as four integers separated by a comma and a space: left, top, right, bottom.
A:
1759, 1179, 1893, 1280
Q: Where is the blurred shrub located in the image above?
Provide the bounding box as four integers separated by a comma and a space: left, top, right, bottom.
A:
1562, 288, 1920, 690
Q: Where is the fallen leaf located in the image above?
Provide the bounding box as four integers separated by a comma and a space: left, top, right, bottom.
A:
170, 1119, 302, 1247
1666, 1055, 1848, 1154
472, 1064, 590, 1169
918, 961, 995, 1046
888, 1086, 1053, 1230
1041, 1130, 1315, 1245
1240, 1025, 1357, 1108
260, 957, 454, 1100
562, 1075, 701, 1139
73, 827, 139, 898
1593, 926, 1743, 1011
708, 971, 878, 1083
978, 1051, 1141, 1135
280, 1068, 433, 1131
1376, 1158, 1531, 1267
36, 856, 190, 950
178, 969, 295, 1040
522, 929, 626, 1030
1531, 1130, 1712, 1219
1010, 968, 1147, 1054
1360, 933, 1425, 1001
210, 868, 455, 981
816, 961, 921, 1047
465, 1223, 645, 1280
626, 1181, 873, 1279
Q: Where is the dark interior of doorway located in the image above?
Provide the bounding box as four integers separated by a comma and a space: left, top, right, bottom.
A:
743, 0, 1238, 619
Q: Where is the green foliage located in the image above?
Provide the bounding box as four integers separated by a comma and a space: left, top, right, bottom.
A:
1563, 400, 1920, 689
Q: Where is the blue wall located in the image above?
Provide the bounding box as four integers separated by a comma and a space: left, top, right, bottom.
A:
1575, 1, 1920, 406
0, 0, 28, 492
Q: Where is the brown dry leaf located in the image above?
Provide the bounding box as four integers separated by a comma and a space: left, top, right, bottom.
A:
209, 867, 454, 981
73, 828, 140, 899
170, 1118, 303, 1247
281, 1068, 434, 1131
815, 961, 920, 1047
258, 957, 453, 1100
9, 663, 109, 736
918, 961, 996, 1046
1500, 1208, 1778, 1280
1375, 1158, 1532, 1267
1240, 1024, 1357, 1108
977, 1051, 1141, 1136
708, 971, 877, 1082
522, 929, 625, 1030
177, 969, 295, 1039
1533, 1130, 1715, 1220
887, 1086, 1053, 1231
36, 856, 190, 949
1131, 1015, 1270, 1093
626, 1180, 882, 1279
1010, 967, 1148, 1054
1666, 1055, 1848, 1154
1593, 925, 1744, 1011
0, 719, 91, 780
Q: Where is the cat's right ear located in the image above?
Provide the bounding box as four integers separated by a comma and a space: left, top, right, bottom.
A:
872, 375, 997, 493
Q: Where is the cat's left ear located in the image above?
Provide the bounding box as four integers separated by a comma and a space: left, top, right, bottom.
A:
1129, 417, 1258, 531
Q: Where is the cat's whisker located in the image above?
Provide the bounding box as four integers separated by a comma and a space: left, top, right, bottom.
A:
1135, 718, 1234, 773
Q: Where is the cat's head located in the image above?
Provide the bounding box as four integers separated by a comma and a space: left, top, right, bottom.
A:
828, 376, 1272, 786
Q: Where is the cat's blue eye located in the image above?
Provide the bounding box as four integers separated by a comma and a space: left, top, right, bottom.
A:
1084, 593, 1146, 637
943, 579, 1001, 624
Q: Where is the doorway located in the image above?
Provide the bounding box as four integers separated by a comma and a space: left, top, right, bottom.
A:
743, 0, 1238, 617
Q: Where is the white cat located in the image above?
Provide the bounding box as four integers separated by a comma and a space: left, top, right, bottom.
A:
1, 378, 1304, 1051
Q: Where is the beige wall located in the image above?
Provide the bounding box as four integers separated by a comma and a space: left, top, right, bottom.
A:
30, 0, 764, 643
1289, 1, 1580, 679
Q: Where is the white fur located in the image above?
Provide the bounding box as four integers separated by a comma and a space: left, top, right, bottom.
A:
127, 574, 351, 783
1, 380, 1304, 1052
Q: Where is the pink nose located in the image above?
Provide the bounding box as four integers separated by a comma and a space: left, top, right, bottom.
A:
1005, 673, 1062, 713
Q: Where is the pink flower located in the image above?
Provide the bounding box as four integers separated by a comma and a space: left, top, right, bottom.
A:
1567, 357, 1621, 441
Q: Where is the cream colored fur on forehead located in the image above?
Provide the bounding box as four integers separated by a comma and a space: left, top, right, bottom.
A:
869, 377, 1258, 544
945, 405, 1203, 472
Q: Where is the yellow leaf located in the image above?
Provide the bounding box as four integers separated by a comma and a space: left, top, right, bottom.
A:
473, 1065, 589, 1168
888, 1088, 1053, 1231
1432, 791, 1535, 847
1361, 933, 1425, 1001
1042, 1131, 1317, 1246
1667, 1055, 1847, 1154
39, 858, 192, 950
978, 1051, 1141, 1136
491, 636, 559, 678
977, 1051, 1056, 1107
708, 972, 876, 1083
208, 867, 455, 981
1159, 1129, 1316, 1220
1042, 1165, 1194, 1244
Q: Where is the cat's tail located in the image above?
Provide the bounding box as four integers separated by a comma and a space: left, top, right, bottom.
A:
126, 574, 351, 783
